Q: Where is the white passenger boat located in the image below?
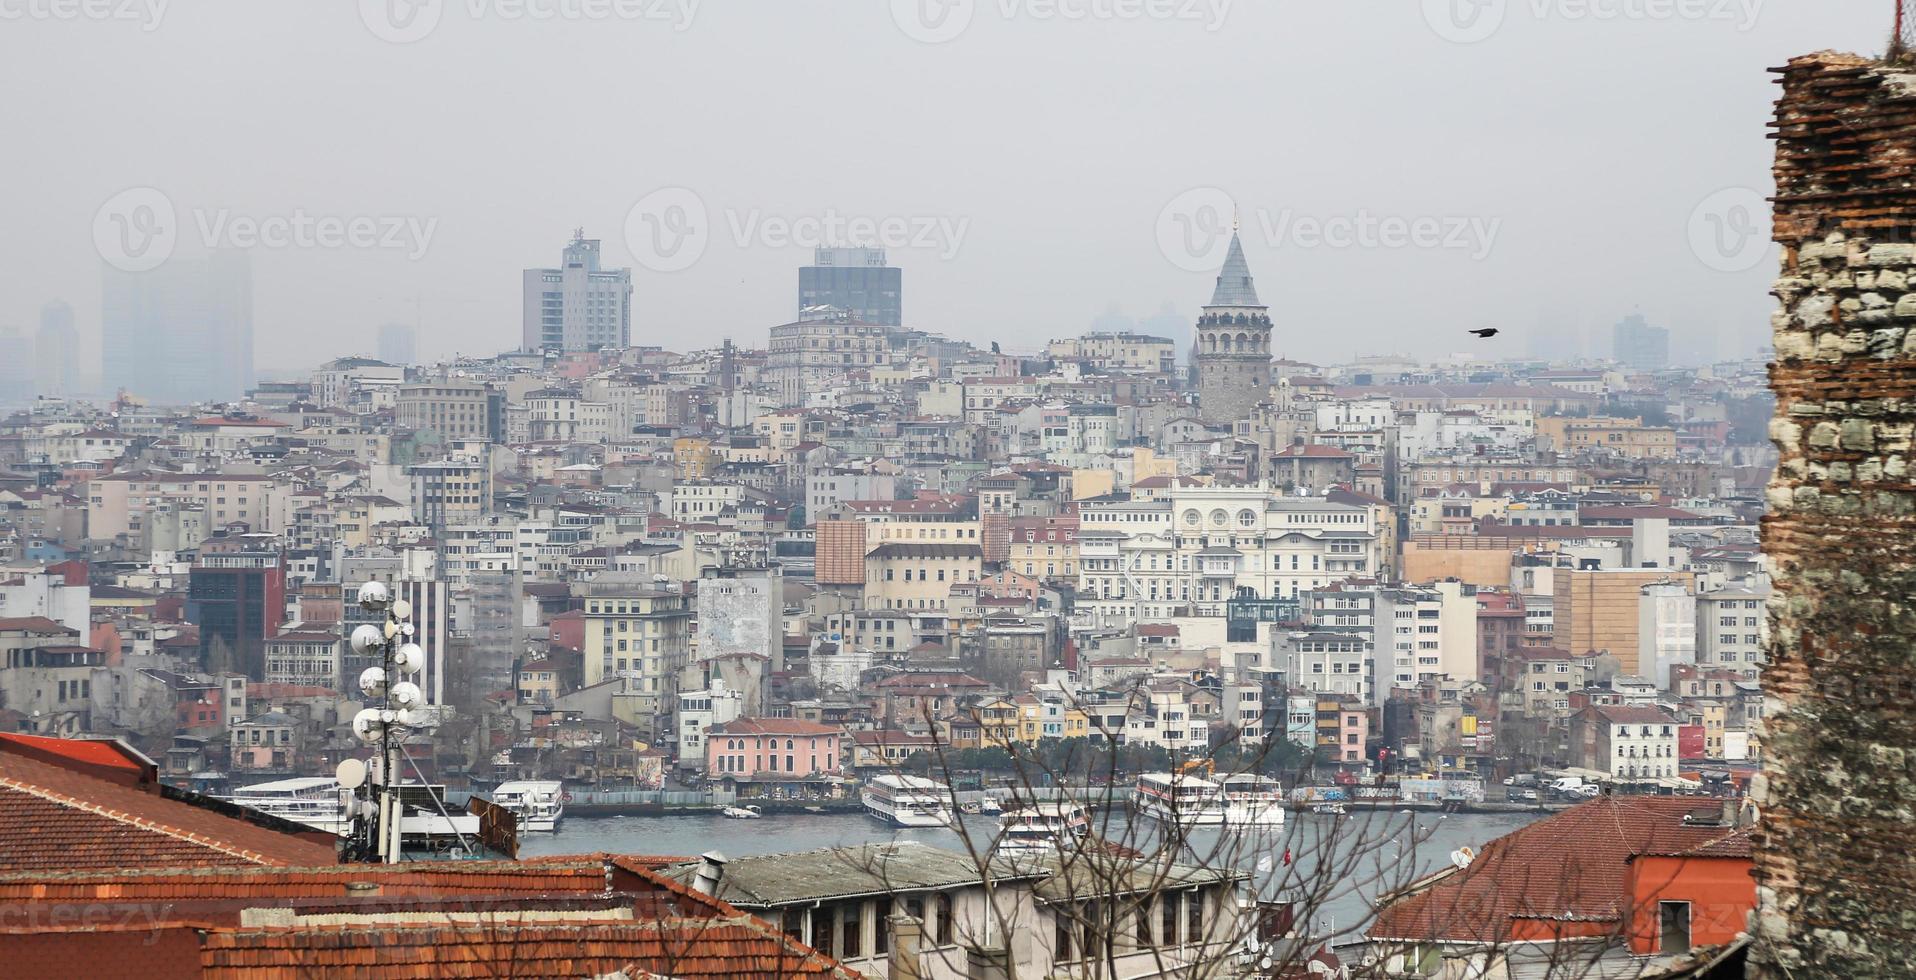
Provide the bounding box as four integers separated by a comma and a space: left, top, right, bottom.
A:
993, 802, 1091, 855
224, 776, 352, 834
490, 780, 565, 832
861, 774, 954, 827
1131, 772, 1228, 826
1218, 774, 1287, 827
225, 777, 480, 843
722, 805, 763, 819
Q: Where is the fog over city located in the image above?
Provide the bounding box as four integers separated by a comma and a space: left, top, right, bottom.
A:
0, 1, 1887, 377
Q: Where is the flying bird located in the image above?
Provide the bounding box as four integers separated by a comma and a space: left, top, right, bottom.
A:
1469, 328, 1500, 339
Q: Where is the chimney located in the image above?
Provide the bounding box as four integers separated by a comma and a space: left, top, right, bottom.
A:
964, 946, 1010, 980
889, 914, 926, 980
691, 850, 727, 895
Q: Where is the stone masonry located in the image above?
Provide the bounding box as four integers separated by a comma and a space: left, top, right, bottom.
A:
1751, 51, 1916, 978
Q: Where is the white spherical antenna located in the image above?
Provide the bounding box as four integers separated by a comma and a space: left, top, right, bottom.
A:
389, 681, 423, 709
357, 666, 388, 698
390, 598, 412, 620
336, 757, 368, 790
393, 643, 425, 674
349, 624, 385, 655
356, 581, 391, 611
351, 708, 385, 743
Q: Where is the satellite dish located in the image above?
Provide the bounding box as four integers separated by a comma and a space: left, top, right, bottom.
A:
336, 757, 368, 790
1450, 846, 1476, 870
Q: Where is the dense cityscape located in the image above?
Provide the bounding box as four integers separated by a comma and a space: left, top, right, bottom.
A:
3, 4, 1913, 980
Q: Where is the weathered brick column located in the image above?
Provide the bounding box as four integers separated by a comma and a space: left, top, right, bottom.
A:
1753, 51, 1916, 978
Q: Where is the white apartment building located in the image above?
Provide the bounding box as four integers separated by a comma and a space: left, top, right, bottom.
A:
395, 381, 503, 442
1641, 580, 1699, 689
521, 232, 633, 353
676, 679, 745, 773
407, 459, 491, 528
1696, 580, 1769, 673
766, 309, 891, 408
1077, 485, 1381, 621
1280, 630, 1373, 702
1369, 582, 1479, 702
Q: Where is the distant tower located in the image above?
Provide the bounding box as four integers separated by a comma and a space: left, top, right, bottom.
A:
1195, 230, 1272, 425
377, 322, 417, 366
36, 300, 80, 397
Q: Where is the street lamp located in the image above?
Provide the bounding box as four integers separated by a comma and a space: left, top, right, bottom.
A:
345, 581, 428, 863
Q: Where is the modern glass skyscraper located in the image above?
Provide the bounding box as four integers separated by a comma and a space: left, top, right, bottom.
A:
798, 247, 901, 326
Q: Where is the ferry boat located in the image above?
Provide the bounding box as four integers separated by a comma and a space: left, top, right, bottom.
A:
993, 802, 1091, 855
490, 780, 565, 832
224, 777, 352, 835
1131, 772, 1228, 826
225, 778, 480, 844
1218, 774, 1287, 827
861, 774, 954, 827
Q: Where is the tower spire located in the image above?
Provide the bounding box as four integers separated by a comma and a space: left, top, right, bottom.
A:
1208, 231, 1262, 307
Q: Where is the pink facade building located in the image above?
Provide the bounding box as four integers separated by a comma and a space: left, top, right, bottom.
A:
705, 717, 842, 778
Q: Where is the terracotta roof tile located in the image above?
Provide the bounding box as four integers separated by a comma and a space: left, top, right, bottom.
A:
199, 918, 859, 978
0, 752, 335, 872
1369, 796, 1754, 944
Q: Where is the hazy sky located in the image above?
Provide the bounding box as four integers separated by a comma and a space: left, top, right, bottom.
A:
0, 1, 1889, 377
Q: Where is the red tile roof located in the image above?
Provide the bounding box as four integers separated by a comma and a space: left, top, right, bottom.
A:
710, 718, 841, 737
199, 917, 859, 979
1369, 796, 1754, 944
0, 751, 336, 872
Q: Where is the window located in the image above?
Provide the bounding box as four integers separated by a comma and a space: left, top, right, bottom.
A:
1161, 894, 1180, 945
935, 895, 952, 945
841, 905, 862, 959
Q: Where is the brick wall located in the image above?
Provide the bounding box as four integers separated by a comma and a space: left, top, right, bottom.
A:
1753, 50, 1916, 977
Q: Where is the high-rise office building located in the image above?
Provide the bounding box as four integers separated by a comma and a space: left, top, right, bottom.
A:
377, 322, 417, 366
35, 300, 81, 397
521, 230, 633, 353
188, 550, 285, 680
798, 247, 901, 326
1612, 313, 1670, 372
102, 250, 253, 404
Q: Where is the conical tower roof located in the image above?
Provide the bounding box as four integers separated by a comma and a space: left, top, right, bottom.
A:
1208, 231, 1263, 307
